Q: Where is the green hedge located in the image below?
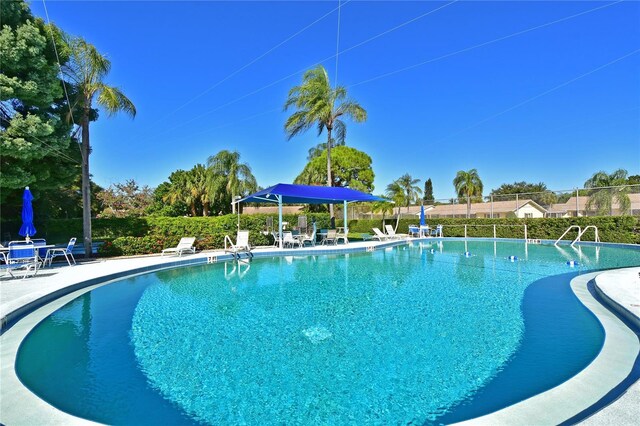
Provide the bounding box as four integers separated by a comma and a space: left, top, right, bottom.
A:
1, 214, 637, 257
341, 216, 640, 244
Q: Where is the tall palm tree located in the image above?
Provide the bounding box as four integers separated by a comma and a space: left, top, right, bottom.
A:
207, 150, 257, 214
284, 65, 367, 216
584, 169, 630, 215
453, 169, 483, 219
63, 36, 136, 257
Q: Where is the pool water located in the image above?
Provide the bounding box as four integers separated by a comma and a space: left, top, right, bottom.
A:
16, 241, 640, 425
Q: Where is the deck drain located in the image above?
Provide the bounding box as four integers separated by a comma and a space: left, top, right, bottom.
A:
302, 326, 332, 344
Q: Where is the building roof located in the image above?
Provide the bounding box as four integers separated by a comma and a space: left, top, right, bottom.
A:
549, 192, 640, 212
423, 199, 546, 215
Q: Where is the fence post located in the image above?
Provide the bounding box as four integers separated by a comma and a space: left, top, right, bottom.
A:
490, 194, 494, 218
493, 224, 496, 239
524, 224, 528, 241
575, 188, 579, 217
464, 224, 467, 239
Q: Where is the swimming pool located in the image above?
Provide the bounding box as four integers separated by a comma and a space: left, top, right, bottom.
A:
15, 241, 640, 424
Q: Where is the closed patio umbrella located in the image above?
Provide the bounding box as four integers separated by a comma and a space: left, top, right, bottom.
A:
18, 186, 36, 240
420, 205, 426, 226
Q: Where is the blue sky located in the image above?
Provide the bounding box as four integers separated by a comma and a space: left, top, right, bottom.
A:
32, 0, 639, 199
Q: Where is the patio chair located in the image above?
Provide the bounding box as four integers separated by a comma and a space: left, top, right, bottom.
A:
225, 231, 253, 257
32, 238, 49, 260
271, 231, 281, 247
45, 237, 77, 266
2, 241, 41, 279
408, 225, 420, 238
431, 225, 443, 237
385, 225, 408, 239
323, 229, 338, 245
283, 231, 301, 248
162, 237, 196, 257
372, 228, 388, 241
301, 223, 317, 247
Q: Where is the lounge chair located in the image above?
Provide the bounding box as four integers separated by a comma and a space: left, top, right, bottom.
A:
45, 237, 77, 266
385, 225, 408, 239
225, 231, 253, 256
408, 225, 420, 238
372, 228, 388, 241
360, 233, 372, 241
162, 237, 196, 257
1, 241, 41, 279
431, 225, 443, 237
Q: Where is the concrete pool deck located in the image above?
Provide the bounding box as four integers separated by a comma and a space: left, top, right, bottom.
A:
1, 240, 638, 425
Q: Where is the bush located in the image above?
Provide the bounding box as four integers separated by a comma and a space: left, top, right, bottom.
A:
5, 213, 638, 258
340, 216, 640, 244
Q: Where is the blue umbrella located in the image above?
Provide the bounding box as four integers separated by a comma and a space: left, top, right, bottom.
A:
420, 204, 426, 226
18, 187, 36, 238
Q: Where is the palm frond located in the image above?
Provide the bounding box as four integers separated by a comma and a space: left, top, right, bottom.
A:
96, 84, 136, 117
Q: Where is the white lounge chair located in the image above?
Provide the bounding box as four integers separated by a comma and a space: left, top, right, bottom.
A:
162, 237, 196, 257
225, 231, 253, 257
385, 225, 408, 239
372, 228, 388, 241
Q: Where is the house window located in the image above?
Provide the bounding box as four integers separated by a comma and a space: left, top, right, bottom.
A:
524, 213, 533, 218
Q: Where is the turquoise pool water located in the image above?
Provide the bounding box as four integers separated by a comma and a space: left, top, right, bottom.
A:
16, 241, 640, 424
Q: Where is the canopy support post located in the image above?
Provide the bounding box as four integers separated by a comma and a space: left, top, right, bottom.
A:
343, 200, 348, 240
278, 195, 283, 249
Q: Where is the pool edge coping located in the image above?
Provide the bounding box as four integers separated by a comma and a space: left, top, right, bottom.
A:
0, 239, 638, 425
455, 268, 640, 425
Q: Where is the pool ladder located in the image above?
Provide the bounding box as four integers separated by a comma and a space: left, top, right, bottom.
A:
554, 225, 599, 247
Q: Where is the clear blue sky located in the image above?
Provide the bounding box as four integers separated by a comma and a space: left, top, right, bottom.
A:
32, 0, 640, 199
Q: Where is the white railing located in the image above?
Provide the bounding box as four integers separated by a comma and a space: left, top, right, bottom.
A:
555, 225, 581, 246
571, 226, 599, 246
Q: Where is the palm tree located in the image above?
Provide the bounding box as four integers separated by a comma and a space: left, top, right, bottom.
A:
584, 169, 630, 215
207, 150, 257, 214
284, 65, 367, 216
453, 169, 483, 219
187, 164, 210, 216
370, 198, 394, 226
63, 36, 136, 257
386, 174, 422, 212
163, 170, 198, 216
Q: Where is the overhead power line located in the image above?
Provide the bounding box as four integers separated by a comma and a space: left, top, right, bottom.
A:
350, 0, 625, 87
433, 48, 640, 143
139, 0, 458, 143
155, 0, 622, 143
154, 0, 352, 125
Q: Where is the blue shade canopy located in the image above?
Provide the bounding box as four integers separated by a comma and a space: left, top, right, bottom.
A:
420, 205, 426, 226
239, 184, 387, 205
18, 187, 36, 237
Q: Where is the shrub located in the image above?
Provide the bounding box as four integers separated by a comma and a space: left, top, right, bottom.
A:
5, 213, 638, 258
